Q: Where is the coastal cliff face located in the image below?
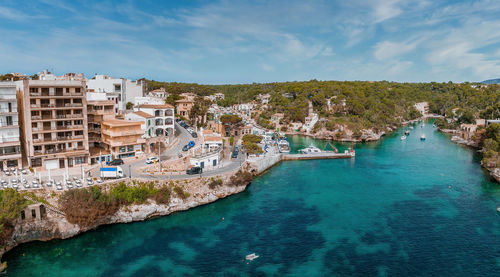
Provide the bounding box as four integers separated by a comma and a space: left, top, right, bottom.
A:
0, 178, 249, 264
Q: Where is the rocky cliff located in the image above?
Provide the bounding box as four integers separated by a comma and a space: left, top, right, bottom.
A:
0, 179, 248, 267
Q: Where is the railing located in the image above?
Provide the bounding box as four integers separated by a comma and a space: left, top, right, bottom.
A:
31, 116, 42, 120
30, 92, 41, 96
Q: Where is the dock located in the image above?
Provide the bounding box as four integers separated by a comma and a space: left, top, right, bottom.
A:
283, 152, 354, 161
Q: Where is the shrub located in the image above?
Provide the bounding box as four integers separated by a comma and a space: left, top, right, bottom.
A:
58, 188, 120, 228
153, 186, 171, 204
174, 186, 190, 199
208, 178, 223, 189
0, 189, 29, 244
227, 170, 253, 187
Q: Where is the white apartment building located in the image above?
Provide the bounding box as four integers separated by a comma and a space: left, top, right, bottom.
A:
0, 82, 22, 169
134, 96, 165, 106
133, 104, 175, 136
86, 74, 144, 113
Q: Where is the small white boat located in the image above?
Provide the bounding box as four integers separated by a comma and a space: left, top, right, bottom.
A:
409, 126, 414, 130
420, 134, 426, 140
246, 253, 259, 261
400, 135, 407, 140
404, 130, 410, 135
299, 144, 322, 154
497, 207, 500, 213
277, 139, 290, 153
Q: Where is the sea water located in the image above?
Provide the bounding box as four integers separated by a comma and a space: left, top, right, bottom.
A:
4, 121, 500, 276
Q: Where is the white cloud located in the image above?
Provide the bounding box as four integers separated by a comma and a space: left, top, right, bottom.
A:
373, 0, 402, 23
373, 40, 417, 61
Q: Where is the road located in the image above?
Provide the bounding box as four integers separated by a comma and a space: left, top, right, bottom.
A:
141, 152, 246, 180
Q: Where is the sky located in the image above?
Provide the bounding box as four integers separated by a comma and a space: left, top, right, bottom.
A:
0, 0, 499, 84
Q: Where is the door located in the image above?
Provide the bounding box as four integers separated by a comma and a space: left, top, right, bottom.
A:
213, 159, 217, 166
200, 161, 204, 168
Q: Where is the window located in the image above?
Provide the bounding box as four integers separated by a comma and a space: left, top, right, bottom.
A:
114, 84, 121, 92
75, 88, 81, 93
75, 156, 85, 164
29, 88, 38, 93
31, 209, 36, 219
119, 146, 126, 153
21, 210, 25, 220
127, 145, 133, 152
6, 116, 12, 126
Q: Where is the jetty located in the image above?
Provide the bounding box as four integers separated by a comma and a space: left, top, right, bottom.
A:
283, 152, 354, 160
247, 150, 354, 175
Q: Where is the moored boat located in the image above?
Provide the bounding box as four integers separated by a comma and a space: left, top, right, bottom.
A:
277, 139, 290, 153
400, 135, 407, 140
420, 134, 426, 140
299, 144, 322, 154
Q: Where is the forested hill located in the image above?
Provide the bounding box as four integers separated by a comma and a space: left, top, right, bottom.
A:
148, 80, 499, 131
482, 79, 500, 84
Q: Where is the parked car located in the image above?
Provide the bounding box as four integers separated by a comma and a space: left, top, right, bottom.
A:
108, 159, 124, 166
186, 166, 203, 175
145, 157, 159, 164
191, 132, 198, 138
179, 122, 187, 128
188, 141, 195, 148
232, 146, 239, 158
182, 145, 190, 151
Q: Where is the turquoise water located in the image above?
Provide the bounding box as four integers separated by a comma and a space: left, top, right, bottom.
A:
4, 121, 500, 276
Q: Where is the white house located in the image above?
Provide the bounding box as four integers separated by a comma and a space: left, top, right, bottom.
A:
190, 151, 220, 169
134, 96, 165, 106
134, 104, 175, 136
87, 74, 144, 112
414, 102, 429, 116
125, 111, 155, 138
202, 129, 223, 151
147, 88, 167, 98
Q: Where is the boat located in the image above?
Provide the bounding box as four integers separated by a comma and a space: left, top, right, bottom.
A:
277, 139, 290, 153
420, 134, 426, 140
246, 253, 259, 261
421, 123, 424, 128
299, 144, 322, 154
497, 207, 500, 213
409, 126, 414, 130
400, 135, 407, 140
404, 130, 410, 135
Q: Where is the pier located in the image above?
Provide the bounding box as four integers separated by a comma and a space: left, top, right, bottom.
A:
283, 152, 354, 160
247, 150, 354, 174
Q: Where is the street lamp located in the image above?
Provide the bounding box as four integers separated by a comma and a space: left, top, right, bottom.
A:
129, 164, 131, 179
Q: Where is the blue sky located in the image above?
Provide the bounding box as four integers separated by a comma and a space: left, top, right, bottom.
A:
0, 0, 499, 84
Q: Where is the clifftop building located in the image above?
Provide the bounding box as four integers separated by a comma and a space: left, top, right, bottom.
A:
16, 78, 90, 169
0, 82, 22, 169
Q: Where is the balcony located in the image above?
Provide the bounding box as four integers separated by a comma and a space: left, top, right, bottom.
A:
30, 92, 83, 98
34, 147, 87, 156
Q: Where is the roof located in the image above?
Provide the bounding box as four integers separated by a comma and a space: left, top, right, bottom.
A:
102, 119, 142, 127
202, 129, 214, 135
87, 100, 115, 106
204, 136, 223, 142
133, 111, 154, 118
175, 98, 194, 103
137, 104, 174, 109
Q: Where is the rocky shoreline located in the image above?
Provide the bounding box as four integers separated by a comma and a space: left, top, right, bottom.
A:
0, 173, 251, 267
